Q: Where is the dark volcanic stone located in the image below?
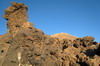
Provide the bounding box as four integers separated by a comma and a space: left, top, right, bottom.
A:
0, 2, 100, 66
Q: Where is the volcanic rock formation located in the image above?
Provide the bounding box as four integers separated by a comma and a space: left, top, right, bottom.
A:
0, 2, 100, 66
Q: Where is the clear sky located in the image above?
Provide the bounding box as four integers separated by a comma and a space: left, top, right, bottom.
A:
0, 0, 100, 42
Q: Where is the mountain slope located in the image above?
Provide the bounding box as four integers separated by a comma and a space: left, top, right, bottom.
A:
0, 2, 100, 66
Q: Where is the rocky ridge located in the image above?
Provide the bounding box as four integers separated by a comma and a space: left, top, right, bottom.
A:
0, 2, 100, 66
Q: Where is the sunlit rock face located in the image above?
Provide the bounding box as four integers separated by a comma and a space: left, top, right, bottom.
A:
51, 33, 77, 41
3, 2, 33, 33
0, 2, 100, 66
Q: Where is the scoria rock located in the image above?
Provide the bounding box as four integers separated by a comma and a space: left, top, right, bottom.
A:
0, 2, 100, 66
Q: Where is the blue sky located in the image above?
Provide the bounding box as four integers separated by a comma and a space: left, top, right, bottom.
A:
0, 0, 100, 42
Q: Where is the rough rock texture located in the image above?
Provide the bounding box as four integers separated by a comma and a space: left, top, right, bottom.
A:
0, 2, 100, 66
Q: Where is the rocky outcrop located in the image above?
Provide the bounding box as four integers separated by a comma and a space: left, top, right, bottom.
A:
3, 2, 33, 33
0, 2, 100, 66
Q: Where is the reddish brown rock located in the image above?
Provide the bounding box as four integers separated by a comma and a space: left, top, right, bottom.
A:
0, 2, 100, 66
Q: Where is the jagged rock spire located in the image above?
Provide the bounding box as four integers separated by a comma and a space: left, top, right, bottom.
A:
3, 2, 32, 33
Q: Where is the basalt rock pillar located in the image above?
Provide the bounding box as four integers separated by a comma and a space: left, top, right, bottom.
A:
3, 2, 32, 33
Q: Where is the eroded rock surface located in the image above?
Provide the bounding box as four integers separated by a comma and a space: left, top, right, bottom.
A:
0, 2, 100, 66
